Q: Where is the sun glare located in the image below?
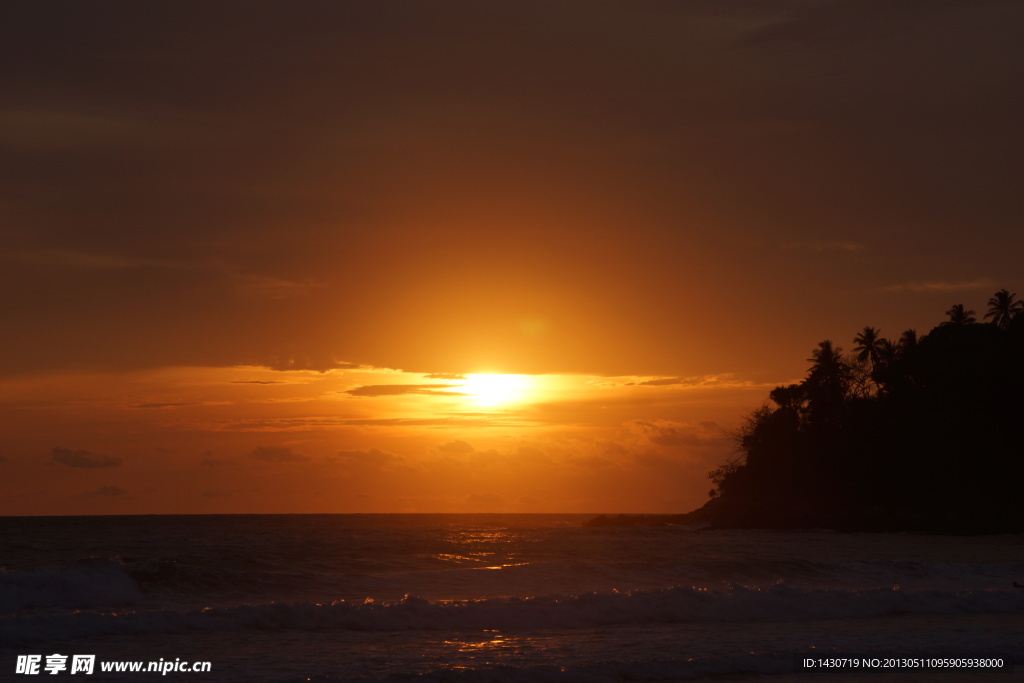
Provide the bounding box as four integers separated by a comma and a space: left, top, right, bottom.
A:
460, 374, 531, 407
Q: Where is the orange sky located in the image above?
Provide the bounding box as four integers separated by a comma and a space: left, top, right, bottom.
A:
2, 1, 1022, 514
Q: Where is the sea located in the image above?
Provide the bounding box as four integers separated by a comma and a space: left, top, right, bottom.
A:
1, 514, 1022, 682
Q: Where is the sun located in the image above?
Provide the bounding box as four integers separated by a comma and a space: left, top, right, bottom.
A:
460, 373, 531, 407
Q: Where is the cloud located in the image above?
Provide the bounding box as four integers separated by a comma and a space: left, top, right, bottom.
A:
435, 439, 475, 456
628, 420, 726, 448
230, 380, 285, 385
257, 348, 362, 373
346, 383, 464, 397
514, 445, 551, 463
330, 448, 402, 468
200, 456, 236, 467
634, 452, 689, 472
620, 374, 752, 389
598, 440, 627, 457
193, 414, 522, 432
51, 447, 122, 468
199, 450, 236, 467
568, 454, 614, 469
250, 446, 310, 462
879, 277, 995, 293
425, 373, 467, 380
634, 377, 686, 387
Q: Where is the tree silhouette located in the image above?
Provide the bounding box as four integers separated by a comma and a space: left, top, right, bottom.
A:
807, 340, 846, 381
769, 383, 806, 412
898, 329, 919, 354
853, 326, 885, 368
943, 303, 976, 326
699, 285, 1024, 532
984, 289, 1024, 330
877, 338, 899, 365
805, 340, 850, 425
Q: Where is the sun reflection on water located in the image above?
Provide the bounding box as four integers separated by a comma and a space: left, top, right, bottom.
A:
429, 526, 536, 569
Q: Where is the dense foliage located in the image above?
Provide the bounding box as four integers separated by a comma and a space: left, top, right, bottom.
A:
706, 289, 1024, 532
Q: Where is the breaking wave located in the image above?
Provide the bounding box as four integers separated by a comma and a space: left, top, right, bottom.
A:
4, 582, 1023, 647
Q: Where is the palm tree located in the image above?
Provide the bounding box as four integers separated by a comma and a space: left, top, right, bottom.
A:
984, 289, 1024, 330
897, 329, 919, 354
852, 326, 885, 368
943, 303, 976, 326
807, 340, 846, 376
877, 338, 899, 365
805, 340, 850, 424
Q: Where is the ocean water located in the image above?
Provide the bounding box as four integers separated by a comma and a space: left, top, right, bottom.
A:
1, 514, 1022, 681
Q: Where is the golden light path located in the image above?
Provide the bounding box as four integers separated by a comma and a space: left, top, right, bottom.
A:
458, 373, 532, 407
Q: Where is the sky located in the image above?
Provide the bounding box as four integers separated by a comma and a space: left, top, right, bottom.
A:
2, 0, 1022, 515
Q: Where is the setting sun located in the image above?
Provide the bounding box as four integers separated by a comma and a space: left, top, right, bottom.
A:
460, 373, 532, 407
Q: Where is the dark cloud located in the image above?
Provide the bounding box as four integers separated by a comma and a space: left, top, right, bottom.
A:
0, 0, 1021, 379
346, 384, 463, 398
629, 420, 726, 448
51, 447, 122, 468
250, 446, 310, 463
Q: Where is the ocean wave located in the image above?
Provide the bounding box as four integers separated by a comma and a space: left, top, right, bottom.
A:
0, 561, 142, 614
4, 582, 1023, 647
110, 554, 1024, 603
285, 654, 794, 683
11, 538, 1021, 614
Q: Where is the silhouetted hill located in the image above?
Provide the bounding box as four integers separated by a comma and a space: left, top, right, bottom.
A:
596, 290, 1024, 533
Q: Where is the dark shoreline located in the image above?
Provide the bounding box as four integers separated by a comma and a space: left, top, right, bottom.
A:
584, 498, 1024, 534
